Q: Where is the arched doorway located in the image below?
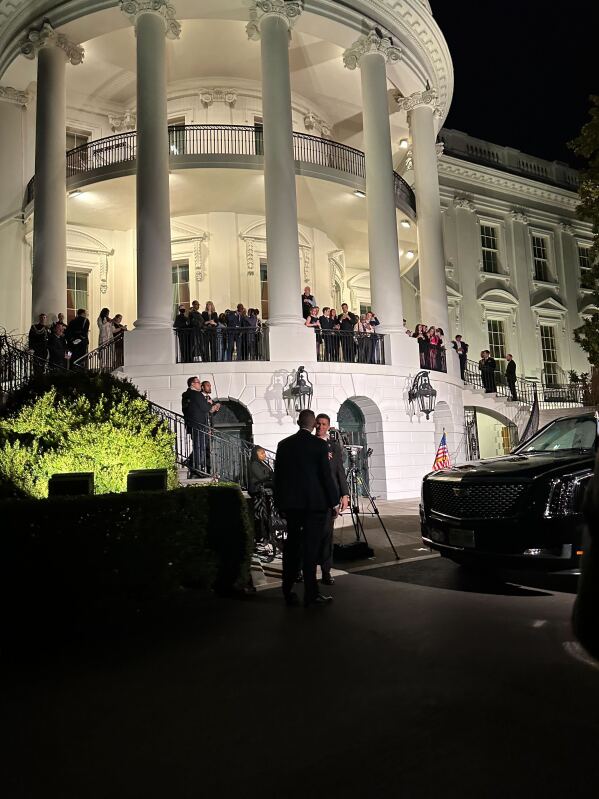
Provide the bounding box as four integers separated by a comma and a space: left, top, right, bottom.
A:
212, 400, 253, 444
465, 406, 518, 460
338, 399, 369, 493
211, 400, 253, 482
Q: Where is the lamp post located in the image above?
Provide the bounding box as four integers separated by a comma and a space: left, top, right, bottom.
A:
408, 370, 437, 419
283, 365, 313, 416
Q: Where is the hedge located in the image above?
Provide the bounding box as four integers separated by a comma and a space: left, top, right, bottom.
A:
1, 483, 254, 621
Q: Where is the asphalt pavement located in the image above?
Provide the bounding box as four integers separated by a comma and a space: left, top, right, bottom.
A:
5, 545, 598, 798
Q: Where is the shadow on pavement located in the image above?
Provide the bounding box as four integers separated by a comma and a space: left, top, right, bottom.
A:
356, 557, 561, 597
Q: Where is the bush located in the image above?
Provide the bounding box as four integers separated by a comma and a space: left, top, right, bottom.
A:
1, 484, 254, 619
0, 371, 177, 497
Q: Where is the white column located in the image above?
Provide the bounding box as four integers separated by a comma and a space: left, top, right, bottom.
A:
121, 0, 181, 330
21, 23, 84, 321
398, 89, 449, 335
344, 30, 404, 332
247, 1, 303, 328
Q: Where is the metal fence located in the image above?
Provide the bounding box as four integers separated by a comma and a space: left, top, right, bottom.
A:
314, 330, 386, 364
0, 331, 70, 397
174, 327, 269, 364
24, 125, 416, 214
72, 337, 124, 372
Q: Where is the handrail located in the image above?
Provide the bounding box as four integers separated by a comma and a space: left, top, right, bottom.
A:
174, 326, 269, 364
72, 336, 124, 372
1, 330, 69, 397
24, 125, 416, 213
315, 329, 386, 365
147, 399, 275, 486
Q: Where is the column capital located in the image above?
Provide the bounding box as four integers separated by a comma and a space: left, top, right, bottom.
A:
397, 88, 441, 117
120, 0, 181, 39
510, 208, 529, 224
559, 221, 575, 235
109, 109, 137, 132
246, 0, 303, 41
21, 22, 84, 65
343, 27, 401, 70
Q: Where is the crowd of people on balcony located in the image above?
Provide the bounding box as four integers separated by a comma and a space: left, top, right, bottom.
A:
26, 307, 126, 371
173, 300, 265, 362
409, 323, 447, 373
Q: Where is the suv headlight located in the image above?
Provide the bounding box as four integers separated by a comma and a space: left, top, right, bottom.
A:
544, 474, 590, 518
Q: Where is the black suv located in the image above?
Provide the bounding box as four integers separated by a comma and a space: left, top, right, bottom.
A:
421, 413, 597, 571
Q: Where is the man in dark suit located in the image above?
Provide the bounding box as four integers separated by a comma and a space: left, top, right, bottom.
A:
505, 353, 518, 400
66, 308, 90, 366
315, 413, 350, 585
181, 377, 221, 474
274, 409, 339, 607
451, 335, 469, 381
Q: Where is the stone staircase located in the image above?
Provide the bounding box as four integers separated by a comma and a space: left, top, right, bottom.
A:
462, 384, 532, 437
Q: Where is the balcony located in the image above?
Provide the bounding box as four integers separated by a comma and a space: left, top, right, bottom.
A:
24, 125, 416, 216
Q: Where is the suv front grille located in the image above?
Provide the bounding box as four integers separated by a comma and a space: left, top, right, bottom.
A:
425, 481, 528, 519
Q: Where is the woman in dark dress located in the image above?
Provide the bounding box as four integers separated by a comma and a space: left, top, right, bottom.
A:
413, 323, 428, 369
248, 446, 275, 544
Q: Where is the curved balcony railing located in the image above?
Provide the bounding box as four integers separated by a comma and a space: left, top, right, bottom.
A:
24, 125, 416, 213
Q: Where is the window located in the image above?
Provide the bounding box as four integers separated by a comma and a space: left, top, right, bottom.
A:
66, 271, 89, 323
260, 258, 269, 320
168, 116, 186, 155
487, 319, 506, 373
66, 128, 90, 173
578, 245, 592, 274
480, 225, 499, 274
172, 260, 190, 318
254, 116, 264, 156
540, 325, 559, 385
360, 303, 372, 315
66, 129, 89, 152
532, 235, 550, 282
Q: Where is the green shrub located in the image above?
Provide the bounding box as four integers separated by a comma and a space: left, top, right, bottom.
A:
1, 484, 254, 615
0, 371, 177, 497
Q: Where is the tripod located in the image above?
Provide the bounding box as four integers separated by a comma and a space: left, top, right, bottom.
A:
344, 448, 400, 560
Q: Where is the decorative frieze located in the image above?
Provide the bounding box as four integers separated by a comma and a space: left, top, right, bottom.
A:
120, 0, 181, 39
21, 21, 84, 65
343, 27, 401, 70
109, 110, 137, 132
199, 88, 238, 107
246, 0, 303, 40
300, 246, 312, 284
0, 85, 29, 106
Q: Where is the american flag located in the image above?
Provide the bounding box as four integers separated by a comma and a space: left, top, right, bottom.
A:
432, 431, 451, 471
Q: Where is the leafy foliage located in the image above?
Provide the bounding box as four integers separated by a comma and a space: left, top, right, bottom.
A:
0, 371, 177, 497
569, 95, 599, 372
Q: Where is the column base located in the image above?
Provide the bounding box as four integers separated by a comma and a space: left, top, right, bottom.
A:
385, 331, 420, 369
267, 324, 317, 363
124, 327, 175, 367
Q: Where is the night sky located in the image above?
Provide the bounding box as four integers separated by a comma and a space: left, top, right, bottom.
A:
430, 0, 598, 167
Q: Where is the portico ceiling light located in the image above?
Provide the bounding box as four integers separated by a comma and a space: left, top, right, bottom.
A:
353, 189, 366, 198
399, 138, 409, 149
406, 250, 415, 258
67, 189, 81, 198
400, 219, 411, 228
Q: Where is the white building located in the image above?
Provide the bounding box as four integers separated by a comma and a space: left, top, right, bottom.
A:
0, 0, 592, 497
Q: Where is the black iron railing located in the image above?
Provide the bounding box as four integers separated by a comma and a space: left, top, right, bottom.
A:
174, 327, 268, 364
24, 125, 416, 213
0, 331, 70, 397
72, 337, 124, 372
147, 400, 275, 486
464, 358, 537, 405
314, 330, 386, 365
418, 346, 447, 373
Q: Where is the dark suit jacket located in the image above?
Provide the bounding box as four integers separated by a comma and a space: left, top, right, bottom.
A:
181, 388, 211, 429
66, 316, 89, 345
274, 429, 339, 512
452, 340, 469, 357
326, 438, 350, 498
506, 360, 517, 380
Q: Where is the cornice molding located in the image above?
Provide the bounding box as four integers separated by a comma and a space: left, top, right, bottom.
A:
120, 0, 181, 39
343, 26, 402, 69
438, 157, 579, 211
0, 83, 29, 105
246, 0, 303, 41
21, 21, 84, 65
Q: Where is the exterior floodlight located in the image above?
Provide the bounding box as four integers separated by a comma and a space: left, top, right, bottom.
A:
408, 371, 437, 420
353, 189, 366, 198
406, 250, 415, 259
283, 365, 313, 415
400, 219, 411, 228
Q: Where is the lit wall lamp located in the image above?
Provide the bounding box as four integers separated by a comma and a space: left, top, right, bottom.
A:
283, 365, 313, 416
408, 371, 437, 420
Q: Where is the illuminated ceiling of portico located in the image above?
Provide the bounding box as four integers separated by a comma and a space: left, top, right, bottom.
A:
65, 168, 417, 273
3, 11, 412, 154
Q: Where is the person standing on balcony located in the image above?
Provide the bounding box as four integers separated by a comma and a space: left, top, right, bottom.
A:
189, 300, 205, 362
202, 301, 218, 362
479, 350, 497, 393
28, 313, 49, 371
173, 305, 189, 362
506, 354, 518, 401
302, 286, 316, 319
97, 308, 113, 347
452, 335, 469, 381
66, 309, 89, 367
181, 377, 221, 475
339, 303, 357, 362
48, 321, 70, 370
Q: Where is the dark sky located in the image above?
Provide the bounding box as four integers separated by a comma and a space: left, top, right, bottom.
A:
430, 0, 598, 167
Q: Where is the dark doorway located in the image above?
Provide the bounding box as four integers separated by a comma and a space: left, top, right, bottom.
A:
211, 400, 253, 483
338, 399, 369, 494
